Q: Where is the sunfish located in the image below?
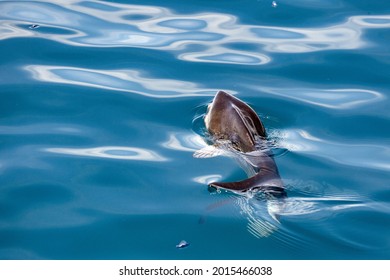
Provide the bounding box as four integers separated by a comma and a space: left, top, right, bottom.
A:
194, 90, 285, 197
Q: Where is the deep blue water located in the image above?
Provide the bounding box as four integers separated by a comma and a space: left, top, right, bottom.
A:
0, 0, 389, 260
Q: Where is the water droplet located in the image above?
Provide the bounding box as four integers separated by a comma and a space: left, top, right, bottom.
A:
29, 24, 40, 29
272, 1, 278, 8
176, 240, 190, 249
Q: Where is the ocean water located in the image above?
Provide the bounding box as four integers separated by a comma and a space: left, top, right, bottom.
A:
0, 0, 389, 260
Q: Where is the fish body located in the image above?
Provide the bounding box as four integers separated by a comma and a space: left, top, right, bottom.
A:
194, 91, 285, 197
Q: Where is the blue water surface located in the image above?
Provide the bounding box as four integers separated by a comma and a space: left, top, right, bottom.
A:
0, 0, 389, 259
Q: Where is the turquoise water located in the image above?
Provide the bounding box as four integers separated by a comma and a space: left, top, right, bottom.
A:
1, 0, 389, 260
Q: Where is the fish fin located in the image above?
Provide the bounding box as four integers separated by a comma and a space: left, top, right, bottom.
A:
193, 145, 223, 158
209, 172, 286, 196
239, 151, 265, 172
236, 156, 257, 177
209, 173, 262, 192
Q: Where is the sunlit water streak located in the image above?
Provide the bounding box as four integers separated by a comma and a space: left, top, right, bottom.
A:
282, 129, 390, 171
1, 1, 390, 65
45, 146, 168, 161
24, 65, 215, 98
258, 87, 385, 110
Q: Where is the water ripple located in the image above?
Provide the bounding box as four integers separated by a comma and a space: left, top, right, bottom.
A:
282, 129, 390, 171
0, 123, 85, 135
25, 65, 213, 98
260, 87, 385, 110
45, 146, 168, 161
192, 174, 223, 185
161, 132, 205, 152
1, 1, 389, 65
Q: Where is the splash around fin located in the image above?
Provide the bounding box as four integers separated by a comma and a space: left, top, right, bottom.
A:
193, 145, 224, 158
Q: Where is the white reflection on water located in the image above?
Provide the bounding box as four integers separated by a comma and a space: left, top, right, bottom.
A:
231, 179, 369, 239
261, 87, 384, 110
45, 146, 168, 161
192, 174, 223, 185
1, 1, 390, 65
237, 193, 368, 239
25, 65, 214, 98
161, 132, 205, 152
282, 129, 390, 171
179, 51, 270, 65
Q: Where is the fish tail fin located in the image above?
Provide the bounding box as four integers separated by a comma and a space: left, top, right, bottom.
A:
209, 172, 286, 197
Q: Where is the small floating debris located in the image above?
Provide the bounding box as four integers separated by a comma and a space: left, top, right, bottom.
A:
176, 240, 190, 249
29, 24, 40, 29
272, 1, 278, 8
